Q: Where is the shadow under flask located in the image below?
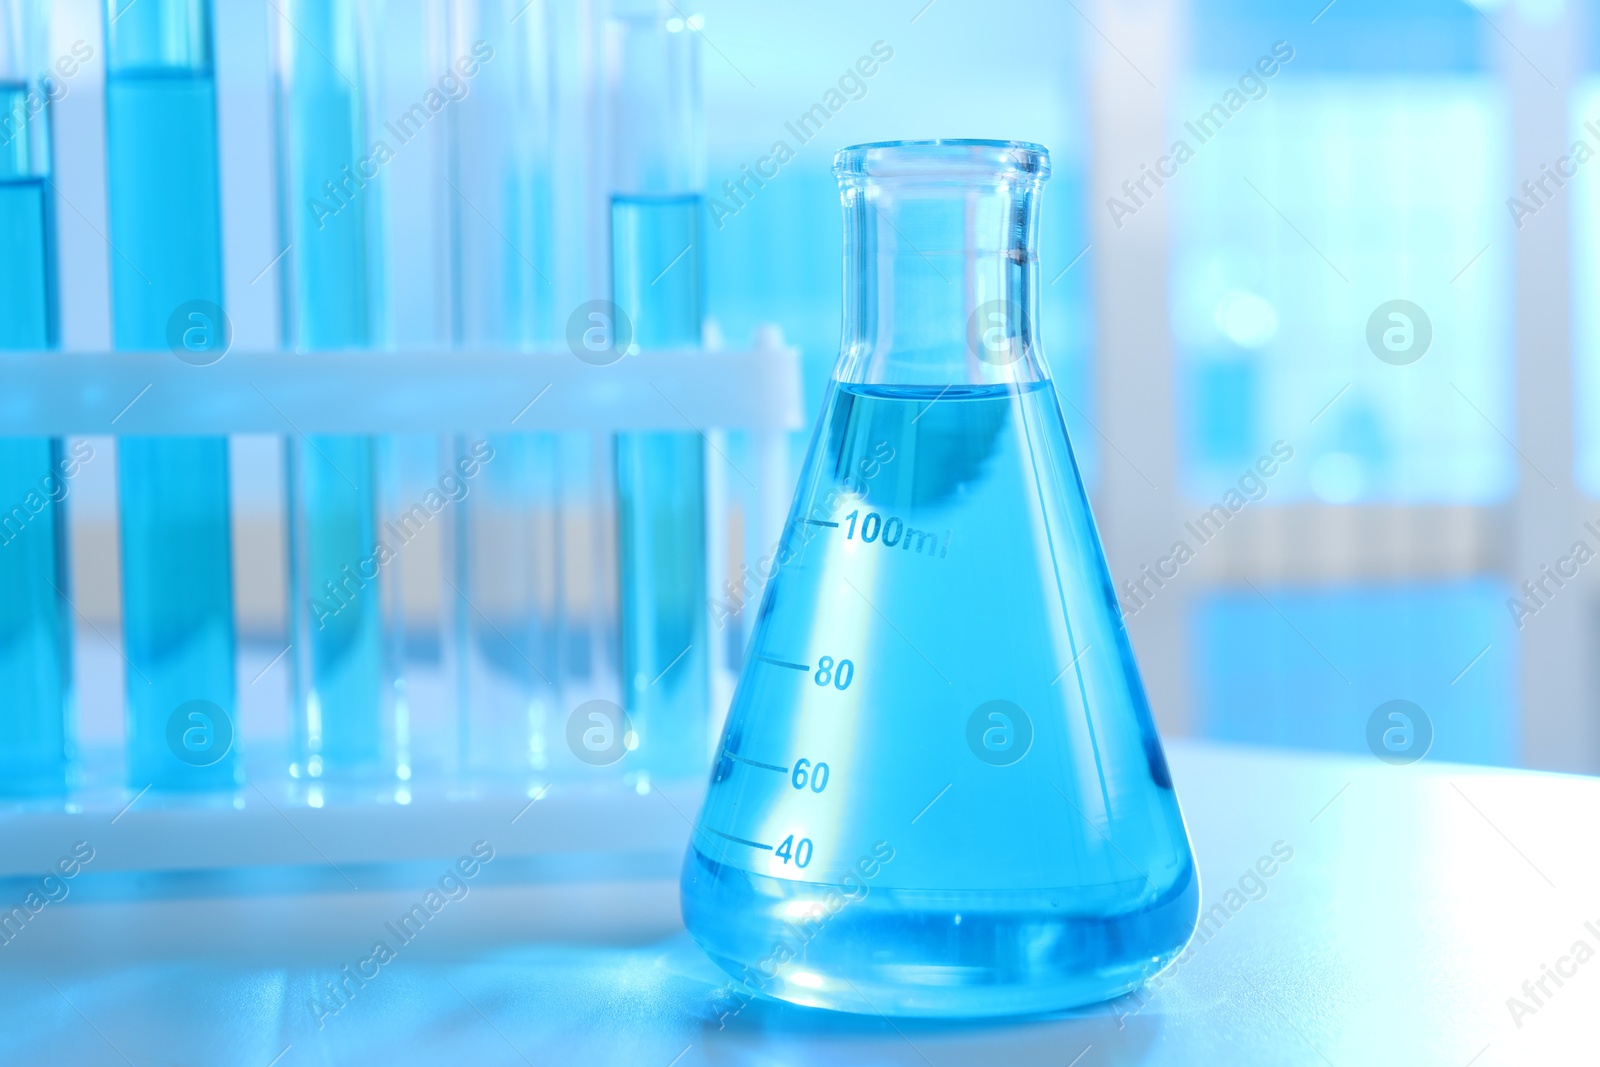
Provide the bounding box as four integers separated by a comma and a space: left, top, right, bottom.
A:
680, 139, 1199, 1017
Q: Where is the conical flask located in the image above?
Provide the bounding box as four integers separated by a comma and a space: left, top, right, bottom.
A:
681, 140, 1198, 1018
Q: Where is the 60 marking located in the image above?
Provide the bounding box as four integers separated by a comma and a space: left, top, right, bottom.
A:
791, 757, 829, 792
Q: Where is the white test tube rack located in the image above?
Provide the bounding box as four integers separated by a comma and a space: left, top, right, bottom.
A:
0, 330, 804, 885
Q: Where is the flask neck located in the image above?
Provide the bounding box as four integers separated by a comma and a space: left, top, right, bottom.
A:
836, 178, 1045, 388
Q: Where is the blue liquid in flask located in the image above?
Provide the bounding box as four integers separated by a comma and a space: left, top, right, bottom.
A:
681, 140, 1198, 1017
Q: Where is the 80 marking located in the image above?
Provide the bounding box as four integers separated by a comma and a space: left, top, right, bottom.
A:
814, 656, 853, 690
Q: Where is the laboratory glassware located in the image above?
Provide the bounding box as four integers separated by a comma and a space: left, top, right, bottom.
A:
273, 0, 405, 785
0, 0, 72, 796
104, 0, 240, 790
608, 4, 709, 781
444, 0, 562, 782
681, 140, 1199, 1017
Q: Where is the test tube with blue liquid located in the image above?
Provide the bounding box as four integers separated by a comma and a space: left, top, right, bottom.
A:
104, 0, 240, 789
272, 0, 404, 786
0, 0, 73, 796
444, 0, 562, 781
607, 3, 709, 781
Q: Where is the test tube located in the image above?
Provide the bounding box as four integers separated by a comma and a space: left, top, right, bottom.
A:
104, 0, 240, 790
272, 0, 404, 786
0, 0, 73, 796
606, 4, 709, 781
442, 0, 561, 782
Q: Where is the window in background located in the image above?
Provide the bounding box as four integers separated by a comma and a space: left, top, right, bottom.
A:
1175, 0, 1510, 504
1175, 0, 1516, 764
1570, 72, 1600, 495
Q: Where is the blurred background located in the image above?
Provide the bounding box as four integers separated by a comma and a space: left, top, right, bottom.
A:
31, 0, 1599, 777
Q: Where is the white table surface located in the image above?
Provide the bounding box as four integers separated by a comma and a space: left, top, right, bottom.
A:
2, 741, 1596, 1066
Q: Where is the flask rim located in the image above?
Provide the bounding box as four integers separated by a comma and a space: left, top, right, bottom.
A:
833, 139, 1050, 184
